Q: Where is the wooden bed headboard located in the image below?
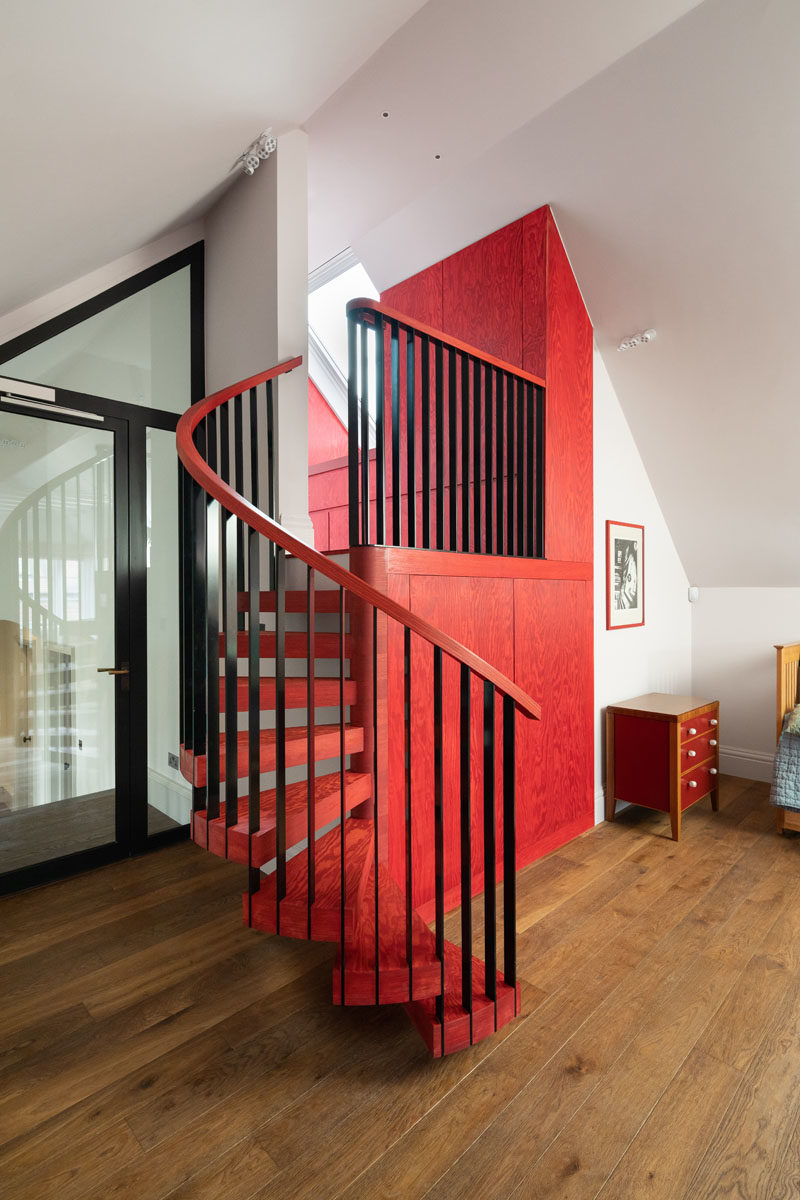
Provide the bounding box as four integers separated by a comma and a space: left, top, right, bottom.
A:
775, 643, 800, 744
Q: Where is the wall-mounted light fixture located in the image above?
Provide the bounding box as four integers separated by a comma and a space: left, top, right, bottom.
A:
617, 328, 657, 352
231, 129, 277, 177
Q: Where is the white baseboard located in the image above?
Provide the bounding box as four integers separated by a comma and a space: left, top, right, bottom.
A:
719, 744, 774, 784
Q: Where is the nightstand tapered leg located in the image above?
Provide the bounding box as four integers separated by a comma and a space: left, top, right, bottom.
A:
605, 712, 616, 822
670, 802, 681, 841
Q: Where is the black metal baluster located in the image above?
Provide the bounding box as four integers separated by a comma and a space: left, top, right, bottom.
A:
495, 370, 504, 556
473, 359, 482, 555
516, 378, 525, 557
234, 393, 245, 629
339, 587, 346, 1004
433, 647, 445, 1052
483, 682, 497, 1027
448, 348, 457, 551
178, 462, 186, 751
435, 342, 444, 550
460, 665, 473, 1040
535, 384, 545, 557
220, 399, 230, 487
360, 322, 370, 546
461, 354, 470, 553
406, 331, 416, 548
485, 366, 493, 555
307, 568, 316, 939
224, 509, 238, 847
391, 320, 401, 546
266, 380, 276, 588
246, 389, 261, 913
503, 695, 517, 1013
348, 314, 359, 548
205, 497, 220, 829
191, 423, 207, 813
375, 314, 386, 545
275, 547, 286, 930
420, 337, 431, 549
506, 374, 515, 557
526, 383, 535, 558
404, 626, 413, 994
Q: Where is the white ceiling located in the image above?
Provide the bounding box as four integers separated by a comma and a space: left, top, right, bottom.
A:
1, 0, 797, 587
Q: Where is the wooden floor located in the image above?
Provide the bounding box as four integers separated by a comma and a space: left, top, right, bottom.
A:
2, 774, 799, 1199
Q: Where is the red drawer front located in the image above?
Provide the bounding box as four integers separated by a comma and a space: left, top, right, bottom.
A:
680, 731, 719, 772
681, 762, 719, 809
680, 711, 719, 742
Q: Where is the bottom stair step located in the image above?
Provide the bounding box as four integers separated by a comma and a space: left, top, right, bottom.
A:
333, 863, 443, 1005
247, 819, 374, 943
404, 939, 521, 1057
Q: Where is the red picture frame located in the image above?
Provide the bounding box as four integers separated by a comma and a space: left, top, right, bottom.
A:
606, 520, 645, 629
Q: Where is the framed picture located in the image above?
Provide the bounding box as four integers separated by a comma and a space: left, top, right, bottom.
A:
606, 520, 644, 629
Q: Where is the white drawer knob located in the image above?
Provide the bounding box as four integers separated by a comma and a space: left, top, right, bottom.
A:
710, 718, 718, 726
709, 739, 717, 747
709, 767, 718, 775
688, 780, 698, 788
688, 727, 697, 735
688, 749, 696, 757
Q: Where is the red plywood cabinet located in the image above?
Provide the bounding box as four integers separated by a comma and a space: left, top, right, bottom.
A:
606, 694, 721, 841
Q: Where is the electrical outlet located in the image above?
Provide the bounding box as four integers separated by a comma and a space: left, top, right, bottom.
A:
168, 752, 179, 770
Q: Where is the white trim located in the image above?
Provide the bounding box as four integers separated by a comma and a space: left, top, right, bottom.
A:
718, 744, 774, 784
308, 247, 359, 294
0, 221, 204, 348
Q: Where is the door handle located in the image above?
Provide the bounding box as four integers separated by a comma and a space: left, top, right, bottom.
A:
97, 665, 129, 675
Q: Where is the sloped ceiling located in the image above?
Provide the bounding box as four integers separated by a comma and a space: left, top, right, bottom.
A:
0, 0, 427, 315
307, 0, 800, 588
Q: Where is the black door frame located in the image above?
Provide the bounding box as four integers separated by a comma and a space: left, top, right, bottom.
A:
0, 243, 203, 894
0, 385, 190, 895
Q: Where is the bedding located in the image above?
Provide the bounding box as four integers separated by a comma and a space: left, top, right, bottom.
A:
770, 712, 800, 812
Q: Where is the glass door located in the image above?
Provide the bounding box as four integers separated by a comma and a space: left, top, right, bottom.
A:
0, 395, 130, 886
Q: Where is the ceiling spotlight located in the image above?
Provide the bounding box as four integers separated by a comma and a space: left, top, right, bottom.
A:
617, 328, 656, 352
231, 129, 277, 177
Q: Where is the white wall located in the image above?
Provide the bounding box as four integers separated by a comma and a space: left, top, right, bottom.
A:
594, 347, 692, 820
691, 589, 800, 782
204, 132, 312, 544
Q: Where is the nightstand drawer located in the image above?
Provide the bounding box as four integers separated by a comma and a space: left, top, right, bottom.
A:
680, 711, 719, 742
680, 731, 719, 771
681, 762, 719, 809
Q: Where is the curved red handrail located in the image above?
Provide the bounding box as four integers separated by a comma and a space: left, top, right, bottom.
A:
176, 358, 541, 720
346, 298, 546, 389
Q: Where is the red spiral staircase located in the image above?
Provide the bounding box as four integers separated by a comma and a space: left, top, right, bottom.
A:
177, 306, 543, 1056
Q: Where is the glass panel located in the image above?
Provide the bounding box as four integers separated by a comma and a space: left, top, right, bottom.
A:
0, 268, 191, 413
0, 411, 116, 874
146, 427, 191, 835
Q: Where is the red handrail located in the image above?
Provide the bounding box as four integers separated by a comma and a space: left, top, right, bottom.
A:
346, 298, 546, 388
176, 359, 541, 720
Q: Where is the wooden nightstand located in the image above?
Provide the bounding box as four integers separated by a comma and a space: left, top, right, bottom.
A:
605, 693, 720, 841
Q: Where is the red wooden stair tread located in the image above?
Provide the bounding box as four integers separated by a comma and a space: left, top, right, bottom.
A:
181, 724, 364, 786
220, 631, 351, 659
219, 676, 357, 711
333, 862, 442, 1005
404, 938, 520, 1057
237, 589, 342, 614
193, 771, 371, 866
248, 819, 374, 942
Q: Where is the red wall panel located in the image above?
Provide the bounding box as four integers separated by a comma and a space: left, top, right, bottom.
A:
442, 220, 523, 366
381, 261, 443, 329
522, 206, 548, 380
543, 212, 594, 562
308, 378, 348, 466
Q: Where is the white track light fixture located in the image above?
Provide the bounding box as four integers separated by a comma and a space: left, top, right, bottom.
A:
231, 130, 278, 177
617, 328, 657, 352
